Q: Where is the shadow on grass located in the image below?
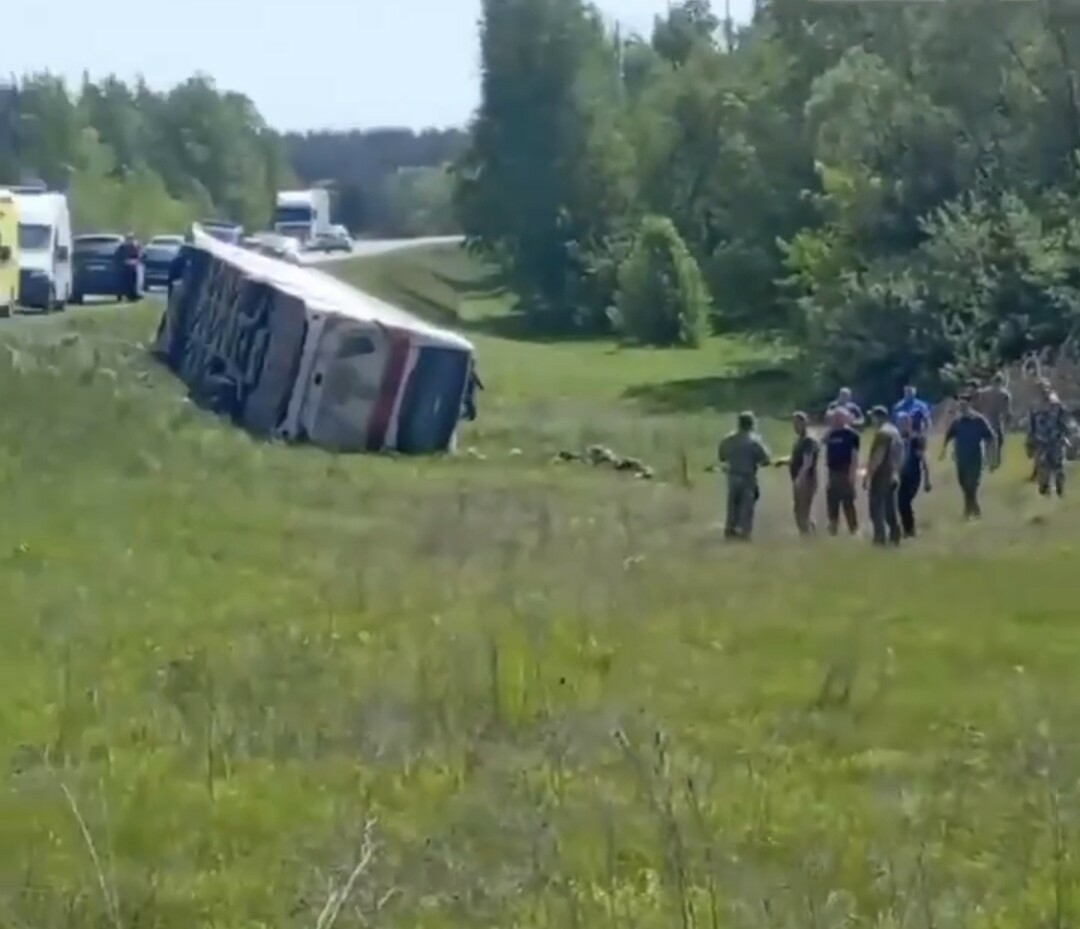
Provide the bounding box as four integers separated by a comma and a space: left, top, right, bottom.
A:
623, 361, 800, 416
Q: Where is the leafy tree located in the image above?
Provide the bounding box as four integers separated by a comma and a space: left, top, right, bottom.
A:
615, 215, 710, 347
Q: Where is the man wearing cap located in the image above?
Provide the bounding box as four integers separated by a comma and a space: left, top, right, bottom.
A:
783, 410, 819, 536
892, 384, 932, 434
863, 405, 904, 545
717, 410, 772, 540
821, 406, 860, 535
1027, 380, 1070, 496
940, 393, 996, 519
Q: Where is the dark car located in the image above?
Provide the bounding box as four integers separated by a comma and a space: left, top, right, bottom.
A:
141, 235, 184, 288
71, 234, 143, 303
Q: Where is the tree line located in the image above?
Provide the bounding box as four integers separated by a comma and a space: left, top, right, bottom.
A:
0, 74, 466, 241
455, 0, 1080, 399
0, 73, 292, 237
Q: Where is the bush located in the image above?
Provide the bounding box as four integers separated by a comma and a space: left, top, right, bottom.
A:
615, 215, 710, 347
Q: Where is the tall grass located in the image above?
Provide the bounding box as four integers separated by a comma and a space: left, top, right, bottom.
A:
2, 297, 1080, 928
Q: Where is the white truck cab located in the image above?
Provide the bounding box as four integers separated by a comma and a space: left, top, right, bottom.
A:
14, 187, 72, 311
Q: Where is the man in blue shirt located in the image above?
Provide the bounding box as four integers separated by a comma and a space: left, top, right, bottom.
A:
892, 384, 932, 433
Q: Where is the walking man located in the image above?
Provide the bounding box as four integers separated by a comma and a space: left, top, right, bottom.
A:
892, 383, 932, 434
717, 411, 772, 541
822, 406, 861, 535
863, 406, 904, 546
896, 411, 930, 538
975, 372, 1011, 469
940, 393, 996, 519
785, 410, 820, 536
1026, 381, 1070, 497
828, 387, 865, 430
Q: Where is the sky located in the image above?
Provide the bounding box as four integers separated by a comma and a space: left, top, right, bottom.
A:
5, 0, 753, 132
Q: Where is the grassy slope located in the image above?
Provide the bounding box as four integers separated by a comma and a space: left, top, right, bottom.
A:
2, 255, 1080, 927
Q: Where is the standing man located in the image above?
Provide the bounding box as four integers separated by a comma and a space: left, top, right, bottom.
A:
784, 410, 820, 536
896, 411, 931, 538
717, 411, 772, 541
828, 387, 865, 430
892, 384, 932, 434
863, 406, 904, 546
940, 393, 996, 519
822, 406, 861, 536
1026, 381, 1071, 497
974, 372, 1011, 469
116, 232, 141, 302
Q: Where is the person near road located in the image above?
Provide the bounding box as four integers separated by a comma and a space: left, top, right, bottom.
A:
462, 364, 484, 422
822, 406, 861, 535
863, 406, 904, 546
717, 411, 772, 541
892, 384, 932, 434
1026, 380, 1071, 497
940, 393, 996, 519
784, 410, 820, 536
827, 387, 865, 430
896, 411, 930, 538
974, 372, 1011, 470
116, 232, 141, 302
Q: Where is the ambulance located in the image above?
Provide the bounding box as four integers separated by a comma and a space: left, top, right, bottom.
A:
0, 189, 17, 318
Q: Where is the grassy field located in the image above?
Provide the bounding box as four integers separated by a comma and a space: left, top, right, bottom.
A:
3, 250, 1080, 928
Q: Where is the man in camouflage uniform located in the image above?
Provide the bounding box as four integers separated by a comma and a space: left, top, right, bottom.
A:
1026, 380, 1071, 497
718, 410, 772, 541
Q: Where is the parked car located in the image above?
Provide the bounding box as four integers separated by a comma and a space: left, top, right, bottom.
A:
141, 235, 184, 289
308, 228, 353, 253
71, 233, 144, 303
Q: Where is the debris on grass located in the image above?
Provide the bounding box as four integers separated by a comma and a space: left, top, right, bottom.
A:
554, 444, 655, 479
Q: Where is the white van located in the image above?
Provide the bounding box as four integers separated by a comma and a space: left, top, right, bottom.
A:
14, 188, 72, 311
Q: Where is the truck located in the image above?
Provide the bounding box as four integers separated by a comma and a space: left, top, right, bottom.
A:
272, 189, 331, 245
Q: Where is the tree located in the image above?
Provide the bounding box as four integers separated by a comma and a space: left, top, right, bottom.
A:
456, 0, 637, 331
615, 215, 710, 347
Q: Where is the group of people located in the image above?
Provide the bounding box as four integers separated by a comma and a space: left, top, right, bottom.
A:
717, 375, 1073, 544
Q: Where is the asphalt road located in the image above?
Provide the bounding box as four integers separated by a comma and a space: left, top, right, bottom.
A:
301, 234, 463, 266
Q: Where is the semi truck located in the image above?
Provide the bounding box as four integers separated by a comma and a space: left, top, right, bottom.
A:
273, 189, 331, 245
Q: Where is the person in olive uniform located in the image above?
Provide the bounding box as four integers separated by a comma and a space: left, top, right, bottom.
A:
785, 410, 819, 536
941, 393, 996, 519
863, 406, 904, 546
717, 411, 772, 541
896, 410, 930, 537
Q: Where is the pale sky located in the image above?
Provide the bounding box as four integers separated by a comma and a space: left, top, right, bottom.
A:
5, 0, 752, 132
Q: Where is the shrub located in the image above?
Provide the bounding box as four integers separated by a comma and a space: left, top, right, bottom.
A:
615, 215, 710, 347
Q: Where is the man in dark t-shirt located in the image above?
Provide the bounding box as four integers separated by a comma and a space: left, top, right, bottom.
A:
941, 393, 996, 519
822, 406, 860, 535
786, 410, 820, 536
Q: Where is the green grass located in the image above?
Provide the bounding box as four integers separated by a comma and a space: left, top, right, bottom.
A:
4, 254, 1080, 928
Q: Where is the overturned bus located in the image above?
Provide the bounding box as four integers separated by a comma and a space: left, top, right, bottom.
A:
153, 228, 475, 454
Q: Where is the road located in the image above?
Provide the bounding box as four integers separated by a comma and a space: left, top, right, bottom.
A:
301, 234, 462, 266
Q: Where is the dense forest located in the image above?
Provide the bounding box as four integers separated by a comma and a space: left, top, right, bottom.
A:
456, 0, 1080, 397
0, 74, 465, 240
